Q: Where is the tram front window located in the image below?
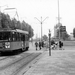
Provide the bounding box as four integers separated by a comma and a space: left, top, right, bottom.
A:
0, 32, 11, 41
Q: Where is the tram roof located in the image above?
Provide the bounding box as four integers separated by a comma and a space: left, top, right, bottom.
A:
0, 28, 29, 34
15, 29, 29, 34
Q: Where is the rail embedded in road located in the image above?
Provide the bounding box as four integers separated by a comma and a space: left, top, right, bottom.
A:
0, 52, 42, 75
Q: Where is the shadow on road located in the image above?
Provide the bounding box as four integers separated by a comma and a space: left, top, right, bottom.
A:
0, 50, 24, 56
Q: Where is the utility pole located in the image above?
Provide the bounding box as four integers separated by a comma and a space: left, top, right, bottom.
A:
34, 16, 49, 41
41, 17, 42, 42
58, 0, 60, 24
58, 0, 61, 40
49, 29, 51, 56
56, 0, 61, 40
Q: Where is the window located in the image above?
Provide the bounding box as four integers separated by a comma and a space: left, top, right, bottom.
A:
0, 32, 11, 41
25, 34, 29, 41
21, 34, 25, 41
17, 33, 21, 41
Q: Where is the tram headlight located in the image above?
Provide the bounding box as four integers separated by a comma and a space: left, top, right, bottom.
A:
5, 42, 10, 48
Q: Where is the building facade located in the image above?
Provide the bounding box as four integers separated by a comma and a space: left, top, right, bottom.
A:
54, 23, 62, 38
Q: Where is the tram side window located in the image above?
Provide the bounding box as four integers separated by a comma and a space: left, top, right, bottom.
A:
19, 33, 22, 41
21, 34, 25, 41
0, 32, 11, 41
25, 34, 29, 41
8, 32, 11, 41
21, 34, 23, 41
12, 32, 17, 41
15, 32, 17, 41
17, 33, 20, 41
23, 35, 25, 41
15, 32, 20, 41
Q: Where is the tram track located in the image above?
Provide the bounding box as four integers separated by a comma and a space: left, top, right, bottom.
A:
11, 50, 46, 75
0, 52, 41, 75
10, 53, 41, 75
0, 48, 47, 75
0, 53, 34, 70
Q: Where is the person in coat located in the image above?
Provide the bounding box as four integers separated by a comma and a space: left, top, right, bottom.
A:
35, 42, 38, 50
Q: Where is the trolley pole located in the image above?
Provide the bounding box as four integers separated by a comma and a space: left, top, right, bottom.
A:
49, 29, 51, 56
4, 8, 19, 29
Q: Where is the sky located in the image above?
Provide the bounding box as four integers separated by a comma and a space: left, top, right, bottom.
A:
0, 0, 75, 38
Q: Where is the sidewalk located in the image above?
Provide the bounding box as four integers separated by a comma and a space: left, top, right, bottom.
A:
25, 50, 75, 75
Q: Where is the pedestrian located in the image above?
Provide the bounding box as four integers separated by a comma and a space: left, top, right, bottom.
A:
59, 40, 63, 50
35, 42, 38, 50
39, 41, 42, 50
59, 40, 62, 50
42, 41, 44, 48
61, 41, 64, 50
51, 40, 55, 50
55, 42, 58, 49
51, 40, 55, 45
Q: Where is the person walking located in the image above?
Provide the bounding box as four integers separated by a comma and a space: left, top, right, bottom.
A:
59, 40, 63, 50
59, 40, 61, 50
35, 42, 38, 50
51, 40, 55, 50
39, 41, 42, 50
61, 41, 64, 50
41, 41, 44, 48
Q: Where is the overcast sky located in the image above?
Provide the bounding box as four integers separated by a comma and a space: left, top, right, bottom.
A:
0, 0, 75, 38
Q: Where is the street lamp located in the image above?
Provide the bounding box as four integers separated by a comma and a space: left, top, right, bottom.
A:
34, 16, 49, 41
48, 29, 51, 56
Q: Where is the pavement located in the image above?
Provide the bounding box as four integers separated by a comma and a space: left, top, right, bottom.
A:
24, 44, 75, 75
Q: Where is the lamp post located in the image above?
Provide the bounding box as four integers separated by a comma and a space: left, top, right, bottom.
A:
49, 29, 51, 56
34, 16, 49, 41
57, 0, 61, 41
56, 0, 61, 50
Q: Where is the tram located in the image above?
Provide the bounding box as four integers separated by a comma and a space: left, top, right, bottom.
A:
0, 28, 29, 52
